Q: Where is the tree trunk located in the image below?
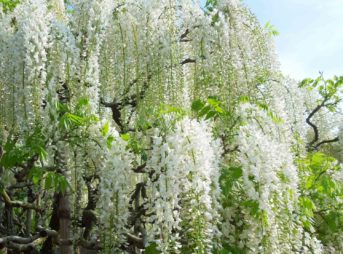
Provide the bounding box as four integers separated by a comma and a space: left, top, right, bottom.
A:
58, 192, 72, 254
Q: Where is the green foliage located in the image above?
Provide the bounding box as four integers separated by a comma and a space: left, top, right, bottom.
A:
101, 121, 110, 136
216, 244, 245, 254
145, 243, 160, 254
264, 21, 279, 37
58, 98, 98, 131
158, 104, 186, 117
192, 96, 227, 120
220, 166, 242, 199
205, 0, 218, 12
28, 167, 45, 185
121, 132, 147, 162
45, 171, 70, 194
297, 152, 343, 233
242, 199, 261, 217
135, 103, 185, 134
259, 104, 283, 124
298, 152, 339, 191
0, 128, 47, 169
0, 0, 20, 12
299, 74, 343, 111
29, 167, 71, 194
238, 95, 283, 124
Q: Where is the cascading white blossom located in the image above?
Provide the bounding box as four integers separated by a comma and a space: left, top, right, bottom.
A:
89, 121, 135, 250
70, 0, 116, 113
226, 103, 302, 253
0, 0, 51, 128
147, 117, 222, 253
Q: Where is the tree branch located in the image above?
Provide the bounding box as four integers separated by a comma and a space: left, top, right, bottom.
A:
1, 189, 43, 213
180, 58, 196, 65
131, 163, 147, 173
100, 98, 124, 131
180, 28, 191, 42
0, 226, 57, 251
126, 233, 144, 249
314, 137, 339, 150
306, 101, 326, 149
81, 175, 99, 240
306, 98, 340, 150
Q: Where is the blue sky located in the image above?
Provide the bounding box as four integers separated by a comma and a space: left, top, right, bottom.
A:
201, 0, 343, 80
244, 0, 343, 80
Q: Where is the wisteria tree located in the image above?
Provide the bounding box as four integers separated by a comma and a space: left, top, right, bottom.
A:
0, 0, 342, 253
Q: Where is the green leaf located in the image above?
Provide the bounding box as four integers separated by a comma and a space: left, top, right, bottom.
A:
0, 147, 27, 169
207, 97, 219, 107
212, 12, 220, 23
28, 167, 44, 186
299, 78, 314, 88
198, 105, 211, 117
107, 136, 115, 148
220, 166, 242, 198
267, 111, 283, 124
65, 113, 84, 125
299, 196, 316, 217
44, 172, 70, 194
45, 172, 54, 189
217, 245, 242, 254
101, 121, 110, 137
145, 243, 160, 254
191, 99, 205, 112
36, 146, 48, 161
238, 95, 250, 103
205, 110, 217, 120
120, 133, 130, 142
0, 0, 20, 12
242, 200, 260, 216
141, 151, 148, 162
318, 175, 336, 196
56, 174, 70, 195
76, 97, 89, 108
264, 21, 279, 37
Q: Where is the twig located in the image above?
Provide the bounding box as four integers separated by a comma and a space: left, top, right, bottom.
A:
180, 58, 196, 65
314, 137, 339, 150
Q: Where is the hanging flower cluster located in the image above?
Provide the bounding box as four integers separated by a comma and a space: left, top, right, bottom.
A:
0, 0, 51, 128
147, 117, 222, 253
223, 103, 302, 253
94, 121, 135, 251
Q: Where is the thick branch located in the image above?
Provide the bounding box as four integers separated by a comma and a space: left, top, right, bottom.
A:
0, 235, 40, 245
1, 189, 43, 213
126, 233, 144, 249
36, 225, 59, 239
0, 227, 57, 251
81, 175, 99, 239
101, 74, 152, 133
126, 182, 148, 250
4, 241, 36, 251
100, 99, 124, 130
